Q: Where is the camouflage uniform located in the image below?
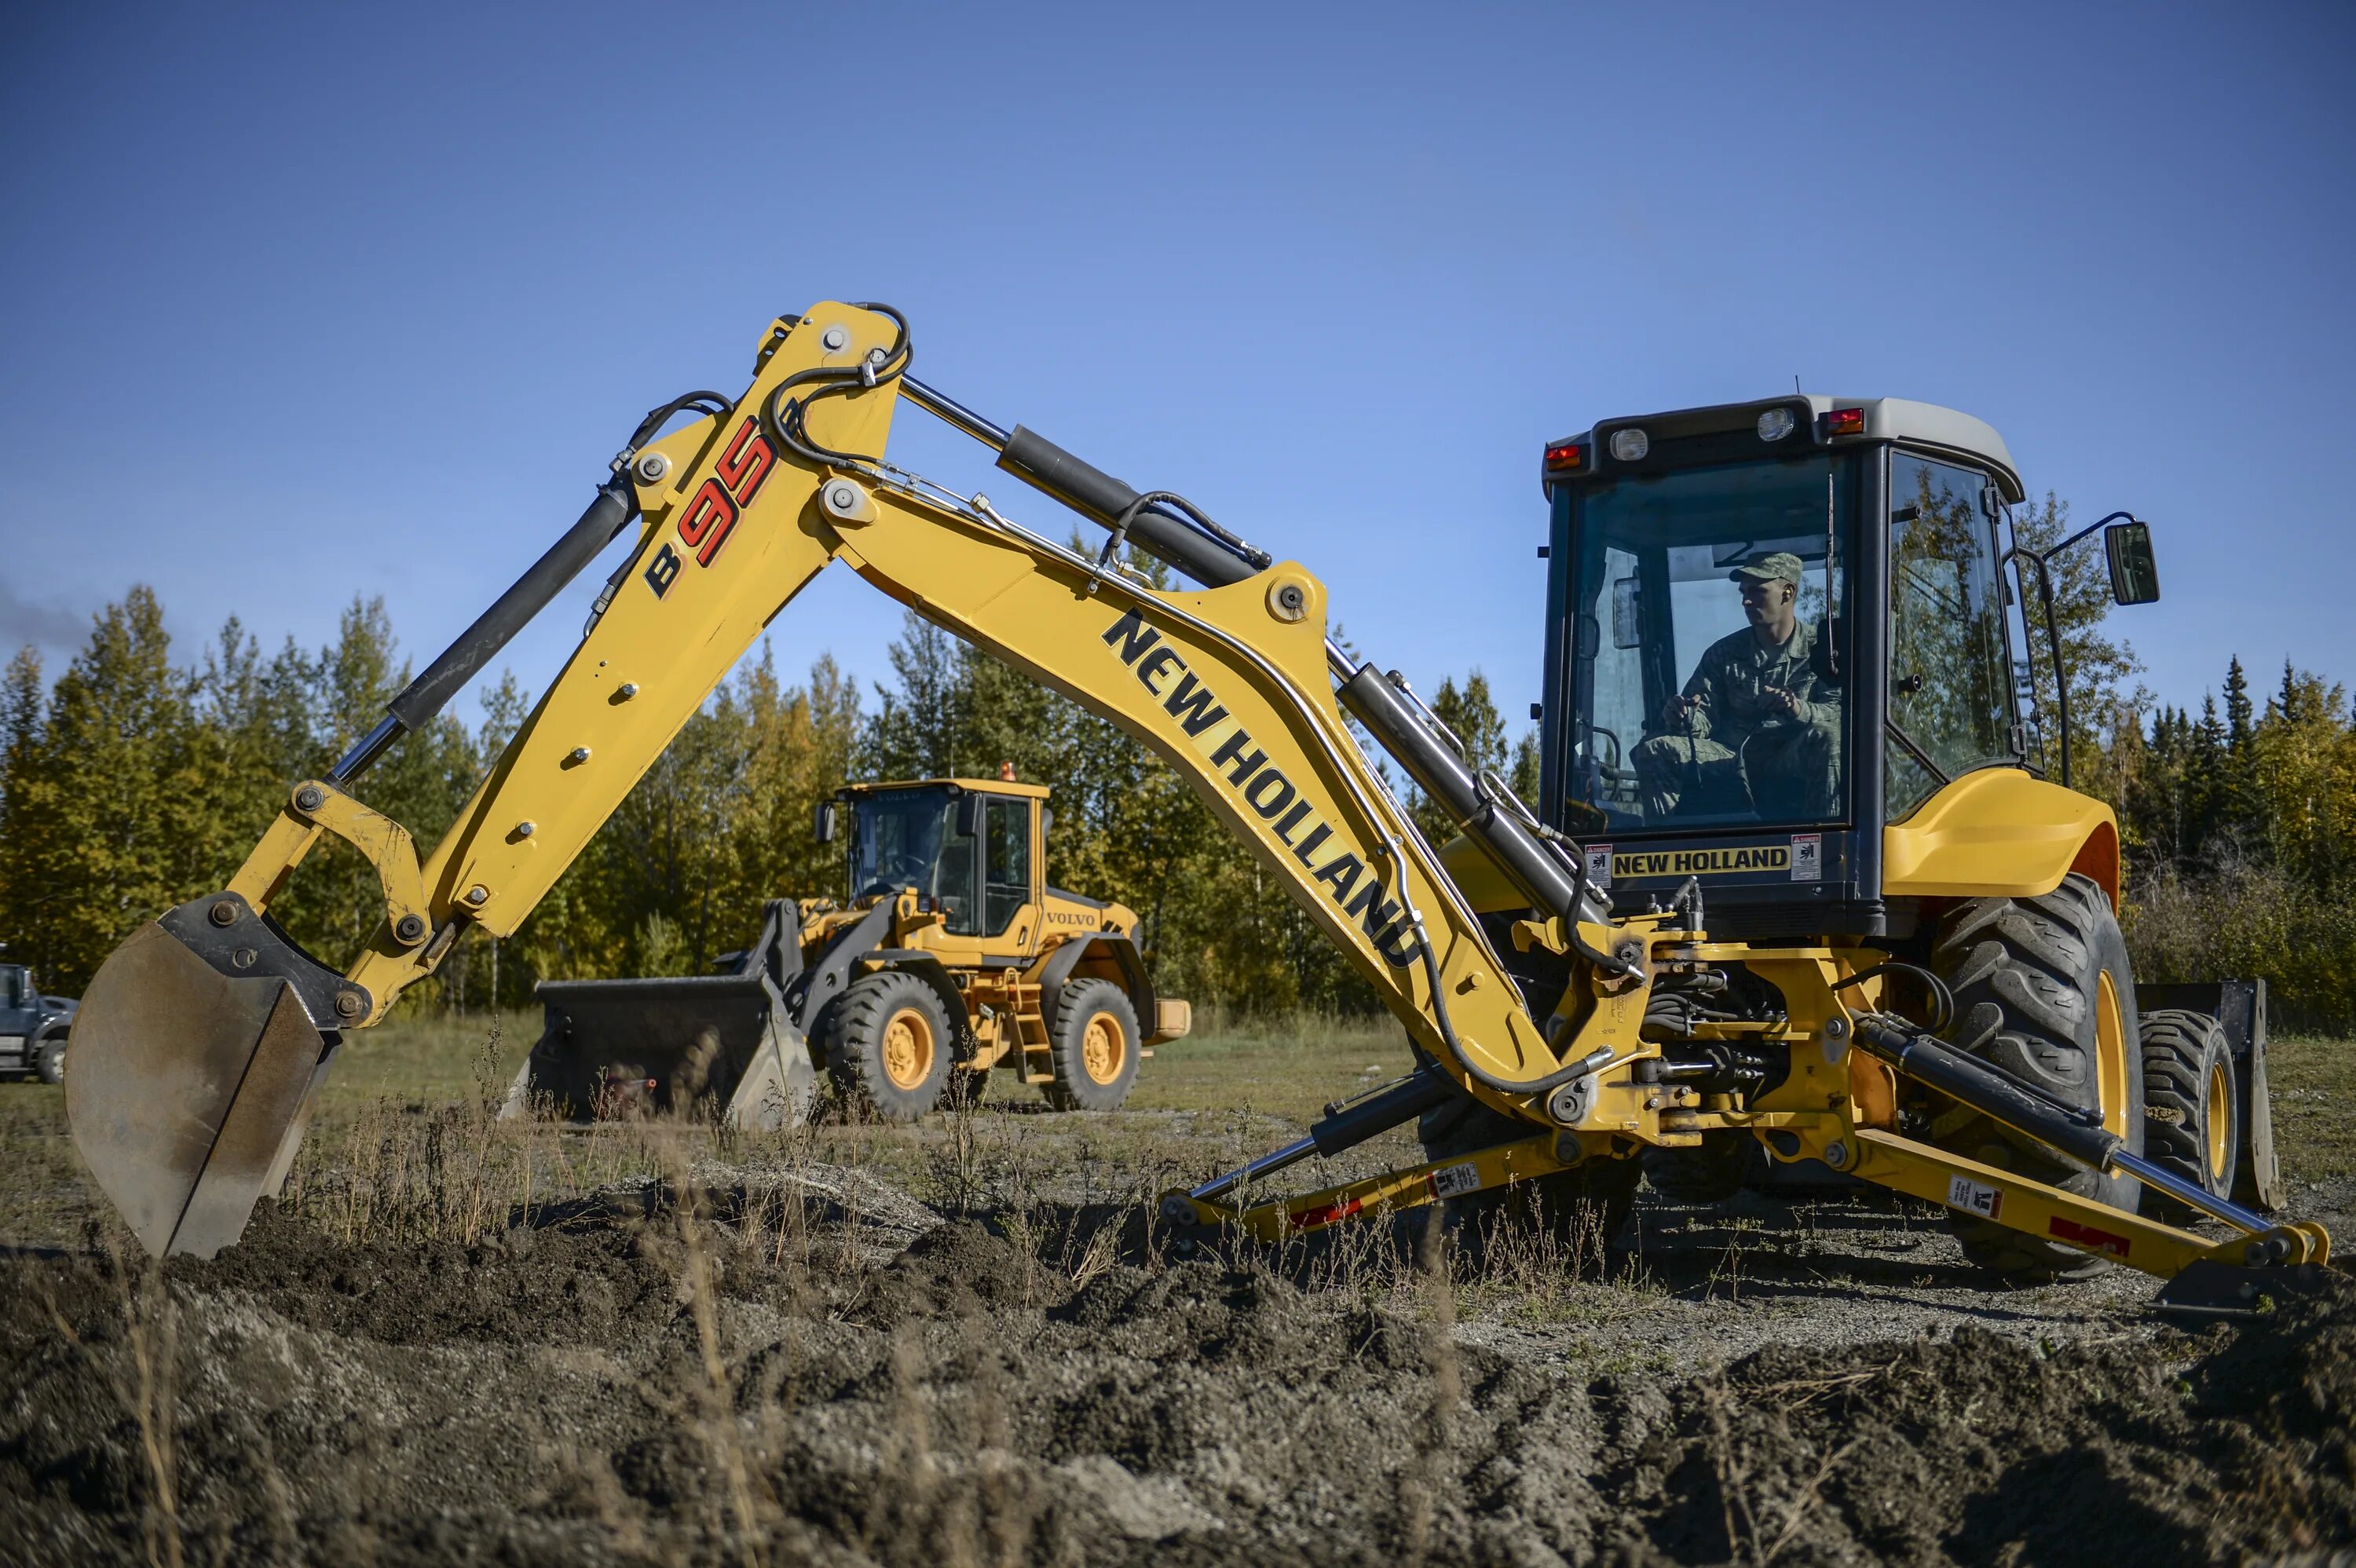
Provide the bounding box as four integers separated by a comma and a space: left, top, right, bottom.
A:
1633, 554, 1842, 820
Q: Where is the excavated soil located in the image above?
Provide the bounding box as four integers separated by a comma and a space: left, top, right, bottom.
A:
2, 1163, 2354, 1567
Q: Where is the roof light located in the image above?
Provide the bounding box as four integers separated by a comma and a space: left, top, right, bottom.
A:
1757, 407, 1796, 442
1609, 428, 1650, 462
1543, 441, 1586, 473
1824, 407, 1866, 437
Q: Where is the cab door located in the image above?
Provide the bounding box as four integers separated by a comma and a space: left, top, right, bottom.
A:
1886, 451, 2020, 818
0, 966, 30, 1065
980, 796, 1039, 956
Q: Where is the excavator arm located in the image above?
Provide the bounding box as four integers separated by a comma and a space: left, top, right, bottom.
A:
68, 303, 1652, 1258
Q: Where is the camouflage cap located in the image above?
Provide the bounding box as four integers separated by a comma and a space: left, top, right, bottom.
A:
1730, 551, 1803, 587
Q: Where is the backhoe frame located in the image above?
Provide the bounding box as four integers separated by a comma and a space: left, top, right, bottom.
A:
62, 305, 2333, 1296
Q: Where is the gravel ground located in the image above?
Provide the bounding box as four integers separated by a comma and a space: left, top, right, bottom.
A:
2, 1142, 2351, 1567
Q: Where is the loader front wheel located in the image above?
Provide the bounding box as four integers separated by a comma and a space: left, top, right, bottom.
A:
826, 971, 953, 1121
1931, 873, 2146, 1283
1044, 980, 1140, 1112
2139, 1008, 2241, 1222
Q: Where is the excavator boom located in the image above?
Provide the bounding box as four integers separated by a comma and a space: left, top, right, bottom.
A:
68, 303, 1623, 1257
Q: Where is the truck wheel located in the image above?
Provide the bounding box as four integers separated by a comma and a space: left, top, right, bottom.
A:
1044, 980, 1140, 1111
1417, 1090, 1640, 1259
2139, 1008, 2239, 1222
1931, 873, 2146, 1283
825, 972, 952, 1121
35, 1039, 64, 1086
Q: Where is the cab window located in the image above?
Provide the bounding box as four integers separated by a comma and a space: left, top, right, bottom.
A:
1887, 452, 2016, 817
982, 799, 1031, 935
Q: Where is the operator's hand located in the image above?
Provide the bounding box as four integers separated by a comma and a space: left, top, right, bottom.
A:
1762, 685, 1802, 718
1663, 693, 1700, 725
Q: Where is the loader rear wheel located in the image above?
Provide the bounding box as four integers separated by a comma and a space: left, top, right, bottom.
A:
1044, 980, 1140, 1111
1417, 1091, 1640, 1262
2139, 1008, 2241, 1222
826, 972, 952, 1121
1931, 873, 2146, 1283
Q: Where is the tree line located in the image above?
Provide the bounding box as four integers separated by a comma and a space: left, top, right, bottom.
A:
0, 579, 1524, 1020
7, 503, 2353, 1030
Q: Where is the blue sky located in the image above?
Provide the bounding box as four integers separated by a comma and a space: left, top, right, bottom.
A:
5, 2, 2350, 740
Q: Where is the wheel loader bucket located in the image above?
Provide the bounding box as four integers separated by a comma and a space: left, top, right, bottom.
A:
506, 972, 817, 1130
67, 897, 343, 1259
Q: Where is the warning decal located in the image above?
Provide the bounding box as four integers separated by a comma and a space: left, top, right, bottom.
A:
1431, 1162, 1483, 1201
1945, 1175, 2003, 1221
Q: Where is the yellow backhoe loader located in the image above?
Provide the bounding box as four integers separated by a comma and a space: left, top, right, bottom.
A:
64, 302, 2327, 1314
514, 776, 1189, 1125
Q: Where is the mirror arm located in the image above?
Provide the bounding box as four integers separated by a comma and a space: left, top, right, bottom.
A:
2003, 512, 2134, 795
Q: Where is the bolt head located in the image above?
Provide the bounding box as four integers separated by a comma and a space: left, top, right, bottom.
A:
1823, 1140, 1850, 1170
617, 683, 638, 700
335, 991, 366, 1018
232, 947, 258, 969
209, 899, 240, 927
466, 885, 490, 905
394, 915, 427, 944
633, 451, 671, 483
569, 747, 591, 764
820, 323, 849, 352
294, 785, 325, 812
515, 821, 536, 839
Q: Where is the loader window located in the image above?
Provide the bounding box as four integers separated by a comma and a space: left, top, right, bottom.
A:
983, 798, 1032, 934
1564, 455, 1853, 832
849, 787, 979, 934
1887, 453, 2015, 817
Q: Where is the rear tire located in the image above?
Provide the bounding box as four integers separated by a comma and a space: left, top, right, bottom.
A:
1931, 873, 2146, 1283
34, 1040, 63, 1086
1418, 1090, 1640, 1259
1043, 979, 1140, 1112
2139, 1008, 2240, 1222
1641, 1133, 1752, 1204
825, 971, 953, 1121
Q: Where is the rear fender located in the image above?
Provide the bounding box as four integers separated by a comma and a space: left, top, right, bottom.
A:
1882, 768, 2121, 908
1035, 934, 1153, 1033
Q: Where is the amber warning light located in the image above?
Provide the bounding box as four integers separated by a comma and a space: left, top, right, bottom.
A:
1543, 441, 1586, 473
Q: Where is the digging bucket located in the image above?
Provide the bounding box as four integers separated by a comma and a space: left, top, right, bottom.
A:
508, 972, 817, 1129
67, 892, 350, 1259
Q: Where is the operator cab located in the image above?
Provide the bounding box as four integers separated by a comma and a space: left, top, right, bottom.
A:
1537, 397, 2032, 939
825, 779, 1050, 940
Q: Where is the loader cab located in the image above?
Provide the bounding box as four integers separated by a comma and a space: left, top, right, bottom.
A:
1536, 397, 2030, 939
835, 779, 1050, 952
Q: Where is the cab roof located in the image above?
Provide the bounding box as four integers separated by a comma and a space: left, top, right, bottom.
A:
1550, 394, 2025, 504
842, 777, 1053, 799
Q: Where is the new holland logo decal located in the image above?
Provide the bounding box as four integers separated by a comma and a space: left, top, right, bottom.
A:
1100, 607, 1424, 970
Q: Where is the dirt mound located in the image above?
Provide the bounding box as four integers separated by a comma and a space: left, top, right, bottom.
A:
1, 1181, 2351, 1566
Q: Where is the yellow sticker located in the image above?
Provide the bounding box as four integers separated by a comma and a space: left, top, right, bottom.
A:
1611, 845, 1791, 879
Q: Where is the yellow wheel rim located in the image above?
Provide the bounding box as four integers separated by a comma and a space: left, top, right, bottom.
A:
1081, 1012, 1126, 1086
2206, 1058, 2232, 1184
881, 1007, 935, 1091
2095, 971, 2128, 1140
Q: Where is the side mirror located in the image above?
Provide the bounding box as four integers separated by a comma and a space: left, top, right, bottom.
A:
812, 800, 838, 844
1610, 577, 1642, 649
2105, 520, 2160, 605
953, 791, 979, 836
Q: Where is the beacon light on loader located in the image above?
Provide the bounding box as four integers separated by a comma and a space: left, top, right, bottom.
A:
60, 307, 2332, 1319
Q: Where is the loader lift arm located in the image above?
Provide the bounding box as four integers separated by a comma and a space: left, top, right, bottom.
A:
66, 304, 2333, 1306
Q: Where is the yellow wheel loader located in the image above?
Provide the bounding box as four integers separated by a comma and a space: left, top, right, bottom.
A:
62, 302, 2326, 1315
514, 777, 1189, 1125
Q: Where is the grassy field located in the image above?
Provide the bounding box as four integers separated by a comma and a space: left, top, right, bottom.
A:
2, 1008, 2344, 1252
